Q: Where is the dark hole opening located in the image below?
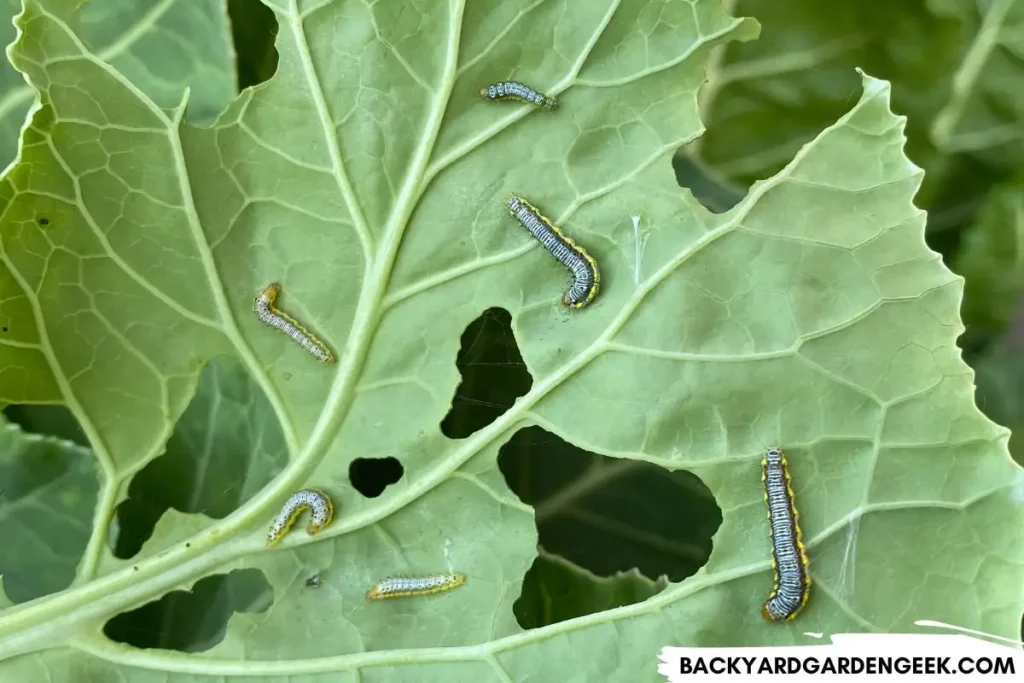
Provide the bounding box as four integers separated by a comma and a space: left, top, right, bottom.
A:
441, 308, 532, 439
103, 568, 271, 652
498, 426, 722, 629
349, 456, 404, 498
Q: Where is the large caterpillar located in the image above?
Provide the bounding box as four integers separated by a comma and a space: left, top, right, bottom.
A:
480, 81, 557, 109
506, 195, 599, 308
761, 448, 811, 621
266, 489, 334, 546
366, 573, 466, 600
253, 283, 335, 364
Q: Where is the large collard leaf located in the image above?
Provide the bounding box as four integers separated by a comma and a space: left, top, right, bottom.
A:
0, 413, 97, 604
0, 0, 1021, 680
0, 0, 238, 173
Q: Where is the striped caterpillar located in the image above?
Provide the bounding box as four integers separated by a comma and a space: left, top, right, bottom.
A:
761, 448, 811, 621
480, 81, 557, 109
266, 489, 334, 546
253, 283, 335, 363
366, 573, 466, 600
506, 195, 599, 308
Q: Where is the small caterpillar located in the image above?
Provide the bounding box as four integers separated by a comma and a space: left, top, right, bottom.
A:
506, 195, 599, 308
480, 81, 557, 109
761, 448, 811, 621
366, 573, 466, 600
266, 489, 334, 546
253, 283, 335, 364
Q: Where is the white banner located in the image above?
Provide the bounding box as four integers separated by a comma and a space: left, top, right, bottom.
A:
658, 625, 1024, 681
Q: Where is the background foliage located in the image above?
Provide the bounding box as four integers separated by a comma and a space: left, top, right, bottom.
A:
0, 0, 1022, 680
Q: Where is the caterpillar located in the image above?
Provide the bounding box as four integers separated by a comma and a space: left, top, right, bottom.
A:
366, 573, 466, 600
253, 283, 335, 364
506, 195, 599, 308
480, 81, 557, 109
266, 489, 334, 547
761, 448, 811, 621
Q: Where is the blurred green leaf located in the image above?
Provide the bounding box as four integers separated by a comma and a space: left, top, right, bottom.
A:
686, 0, 1002, 243
954, 179, 1024, 339
227, 0, 278, 90
931, 0, 1024, 166
0, 0, 237, 171
0, 414, 97, 603
697, 0, 961, 183
974, 337, 1024, 467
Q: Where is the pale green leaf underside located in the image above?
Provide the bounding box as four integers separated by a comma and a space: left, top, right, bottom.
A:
0, 0, 1021, 680
0, 0, 237, 174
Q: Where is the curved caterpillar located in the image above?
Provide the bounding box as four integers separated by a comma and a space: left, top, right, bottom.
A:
480, 81, 557, 109
266, 489, 334, 546
253, 283, 335, 363
366, 573, 466, 600
761, 448, 811, 621
506, 195, 599, 308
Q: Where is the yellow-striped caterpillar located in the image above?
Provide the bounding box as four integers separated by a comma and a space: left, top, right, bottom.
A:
761, 448, 811, 621
266, 489, 334, 546
253, 283, 335, 363
506, 195, 599, 308
366, 573, 466, 600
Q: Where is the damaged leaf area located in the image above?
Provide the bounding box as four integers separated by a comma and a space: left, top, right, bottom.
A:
0, 0, 1021, 680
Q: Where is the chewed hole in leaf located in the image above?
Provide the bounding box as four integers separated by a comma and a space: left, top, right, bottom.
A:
103, 568, 272, 652
227, 0, 279, 90
671, 149, 744, 214
2, 405, 89, 449
113, 357, 287, 559
349, 456, 404, 498
0, 415, 98, 603
499, 426, 721, 582
514, 551, 668, 629
440, 308, 533, 439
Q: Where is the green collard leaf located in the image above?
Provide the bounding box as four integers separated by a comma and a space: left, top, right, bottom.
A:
0, 414, 97, 604
0, 0, 1021, 679
0, 0, 237, 172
